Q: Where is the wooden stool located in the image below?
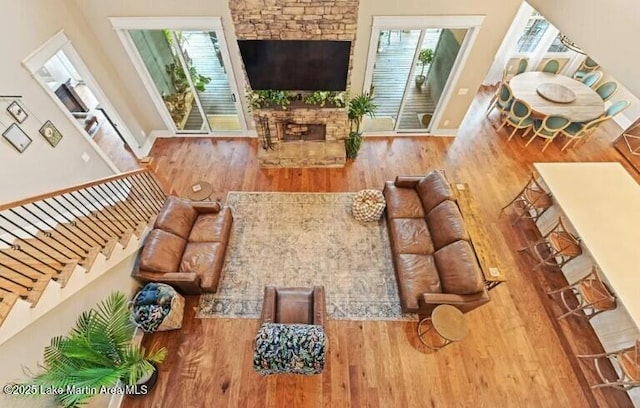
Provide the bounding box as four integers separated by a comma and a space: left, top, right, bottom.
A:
417, 304, 468, 350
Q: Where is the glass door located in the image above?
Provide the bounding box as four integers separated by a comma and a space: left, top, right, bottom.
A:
363, 22, 475, 134
397, 28, 468, 131
128, 28, 243, 133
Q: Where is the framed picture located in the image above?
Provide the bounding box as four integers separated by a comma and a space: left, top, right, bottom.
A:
2, 123, 32, 153
6, 101, 28, 123
39, 120, 63, 147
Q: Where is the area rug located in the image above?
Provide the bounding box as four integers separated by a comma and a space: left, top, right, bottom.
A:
197, 192, 415, 321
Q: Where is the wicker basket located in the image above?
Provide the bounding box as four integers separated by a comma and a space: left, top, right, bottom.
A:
131, 283, 185, 332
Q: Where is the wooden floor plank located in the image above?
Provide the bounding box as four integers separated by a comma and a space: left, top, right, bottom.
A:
122, 87, 637, 408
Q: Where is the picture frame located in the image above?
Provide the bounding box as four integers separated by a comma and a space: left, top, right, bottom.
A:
2, 123, 32, 153
39, 120, 63, 147
6, 101, 28, 123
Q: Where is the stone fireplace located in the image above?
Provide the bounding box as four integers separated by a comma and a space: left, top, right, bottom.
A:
229, 0, 359, 167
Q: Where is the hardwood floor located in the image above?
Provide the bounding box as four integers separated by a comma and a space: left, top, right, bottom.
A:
123, 88, 637, 407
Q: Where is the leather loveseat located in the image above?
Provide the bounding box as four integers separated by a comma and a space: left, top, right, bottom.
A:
383, 170, 489, 315
132, 196, 233, 294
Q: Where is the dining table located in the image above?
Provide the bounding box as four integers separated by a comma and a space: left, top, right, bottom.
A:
509, 72, 605, 123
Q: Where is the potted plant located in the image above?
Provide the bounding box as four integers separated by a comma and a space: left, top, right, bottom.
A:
415, 48, 434, 89
18, 292, 167, 408
346, 93, 377, 159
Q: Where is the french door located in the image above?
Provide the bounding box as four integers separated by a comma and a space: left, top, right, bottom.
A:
111, 18, 246, 134
362, 17, 483, 134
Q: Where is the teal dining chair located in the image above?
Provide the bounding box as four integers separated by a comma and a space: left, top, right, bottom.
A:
604, 100, 631, 118
595, 81, 619, 101
524, 115, 571, 152
581, 71, 602, 89
515, 58, 528, 75
486, 82, 513, 120
541, 59, 560, 74
558, 116, 609, 151
573, 56, 599, 80
497, 99, 534, 141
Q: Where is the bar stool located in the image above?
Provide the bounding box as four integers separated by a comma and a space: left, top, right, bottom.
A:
519, 217, 582, 270
547, 265, 616, 320
500, 175, 552, 224
577, 339, 640, 390
417, 304, 468, 350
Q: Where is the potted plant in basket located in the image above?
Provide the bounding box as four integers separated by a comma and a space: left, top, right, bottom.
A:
415, 48, 434, 89
346, 93, 377, 159
17, 292, 166, 408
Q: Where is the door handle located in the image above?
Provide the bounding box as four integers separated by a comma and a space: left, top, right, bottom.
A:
231, 93, 236, 102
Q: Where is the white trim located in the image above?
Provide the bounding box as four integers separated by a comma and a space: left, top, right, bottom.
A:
110, 17, 247, 135
371, 15, 485, 30
109, 16, 224, 31
22, 29, 70, 73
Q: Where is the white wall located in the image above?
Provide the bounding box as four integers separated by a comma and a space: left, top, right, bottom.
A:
0, 0, 117, 204
0, 255, 139, 408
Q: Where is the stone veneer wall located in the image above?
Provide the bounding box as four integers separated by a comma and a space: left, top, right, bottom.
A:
230, 0, 359, 167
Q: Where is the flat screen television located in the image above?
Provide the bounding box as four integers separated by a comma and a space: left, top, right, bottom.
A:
238, 40, 351, 91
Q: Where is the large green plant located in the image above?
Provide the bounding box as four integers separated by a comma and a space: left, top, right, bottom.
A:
20, 292, 166, 408
417, 48, 434, 76
348, 93, 377, 133
166, 60, 211, 93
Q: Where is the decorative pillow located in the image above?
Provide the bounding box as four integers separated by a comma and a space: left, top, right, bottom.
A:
253, 323, 326, 375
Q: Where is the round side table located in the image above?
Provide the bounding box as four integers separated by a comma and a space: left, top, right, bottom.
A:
188, 181, 213, 201
417, 304, 468, 350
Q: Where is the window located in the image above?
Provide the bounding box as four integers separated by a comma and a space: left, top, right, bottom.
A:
547, 33, 569, 53
515, 12, 549, 53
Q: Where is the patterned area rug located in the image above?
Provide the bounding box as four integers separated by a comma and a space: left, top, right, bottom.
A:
198, 192, 414, 321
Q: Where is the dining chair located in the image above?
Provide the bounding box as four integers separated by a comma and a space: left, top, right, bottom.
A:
547, 265, 616, 320
541, 59, 560, 74
519, 216, 582, 270
572, 56, 599, 80
501, 58, 529, 84
524, 115, 571, 152
500, 174, 552, 224
558, 116, 609, 150
497, 99, 534, 141
578, 339, 640, 391
486, 82, 513, 120
595, 81, 619, 101
581, 71, 602, 89
604, 100, 631, 118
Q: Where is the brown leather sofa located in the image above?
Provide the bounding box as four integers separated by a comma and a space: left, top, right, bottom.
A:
261, 286, 325, 326
383, 170, 489, 315
132, 196, 233, 294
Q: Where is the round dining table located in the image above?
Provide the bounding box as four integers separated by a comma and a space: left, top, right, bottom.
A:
509, 72, 605, 123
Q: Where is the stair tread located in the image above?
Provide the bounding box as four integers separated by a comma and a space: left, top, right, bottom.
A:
18, 236, 86, 261
0, 290, 19, 327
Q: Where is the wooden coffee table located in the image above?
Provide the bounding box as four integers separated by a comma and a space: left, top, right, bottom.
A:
187, 181, 213, 201
417, 304, 469, 349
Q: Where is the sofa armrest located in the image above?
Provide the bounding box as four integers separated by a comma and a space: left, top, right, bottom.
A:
394, 176, 422, 188
418, 291, 490, 315
261, 286, 277, 323
192, 201, 222, 214
313, 286, 326, 326
133, 270, 202, 295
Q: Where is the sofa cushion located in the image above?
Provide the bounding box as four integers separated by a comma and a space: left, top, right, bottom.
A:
383, 182, 425, 218
416, 171, 455, 213
434, 240, 484, 295
426, 200, 470, 250
389, 218, 434, 254
189, 207, 232, 242
139, 229, 187, 273
154, 196, 199, 240
395, 254, 441, 311
180, 242, 225, 292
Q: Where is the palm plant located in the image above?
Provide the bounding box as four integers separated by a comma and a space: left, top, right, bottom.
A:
346, 94, 377, 159
21, 292, 166, 408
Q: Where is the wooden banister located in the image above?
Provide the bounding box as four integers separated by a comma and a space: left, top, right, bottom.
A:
0, 168, 153, 211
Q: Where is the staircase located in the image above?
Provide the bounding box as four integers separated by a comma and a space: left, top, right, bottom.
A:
0, 167, 167, 334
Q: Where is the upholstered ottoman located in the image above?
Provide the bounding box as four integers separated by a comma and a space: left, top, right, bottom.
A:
352, 189, 386, 222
